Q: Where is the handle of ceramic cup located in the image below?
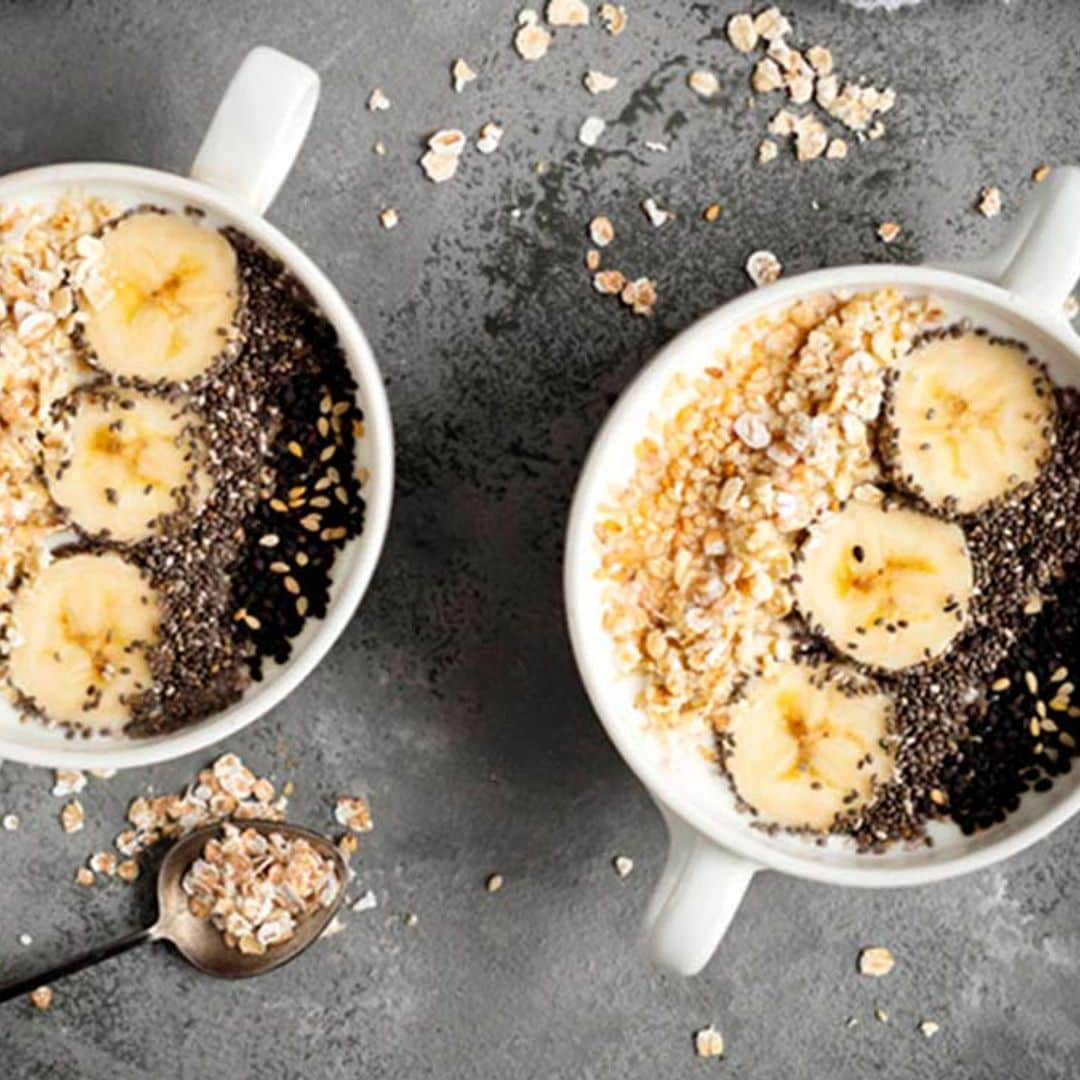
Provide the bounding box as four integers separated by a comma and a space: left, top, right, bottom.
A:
963, 166, 1080, 315
640, 803, 758, 976
190, 46, 320, 215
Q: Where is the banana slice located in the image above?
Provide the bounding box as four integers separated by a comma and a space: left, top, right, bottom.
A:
7, 553, 160, 731
78, 210, 241, 383
48, 390, 210, 542
723, 664, 893, 831
882, 330, 1054, 514
794, 501, 973, 671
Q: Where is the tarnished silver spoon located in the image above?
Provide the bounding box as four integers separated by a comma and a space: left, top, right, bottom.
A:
0, 820, 347, 1003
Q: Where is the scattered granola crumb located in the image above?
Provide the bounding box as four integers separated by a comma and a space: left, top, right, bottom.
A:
421, 129, 467, 184
594, 270, 627, 295
644, 140, 669, 154
116, 858, 139, 883
745, 249, 782, 287
599, 2, 627, 35
826, 137, 848, 160
612, 854, 634, 877
977, 185, 1003, 218
689, 70, 720, 98
806, 44, 833, 76
89, 851, 116, 876
3, 813, 20, 831
875, 1007, 889, 1023
485, 872, 504, 893
52, 770, 86, 797
75, 866, 94, 887
726, 13, 758, 53
585, 249, 601, 272
703, 202, 722, 223
352, 889, 377, 912
451, 58, 477, 93
373, 140, 387, 156
589, 216, 615, 247
867, 119, 886, 140
794, 115, 828, 161
404, 912, 419, 927
752, 57, 784, 94
28, 986, 52, 1012
641, 197, 674, 228
321, 915, 346, 938
337, 832, 359, 859
547, 0, 589, 25
758, 138, 779, 164
578, 115, 606, 147
515, 11, 552, 61
621, 277, 657, 316
367, 88, 391, 112
477, 122, 505, 154
694, 1026, 725, 1059
859, 946, 895, 977
877, 221, 901, 244
846, 1016, 859, 1028
1033, 163, 1052, 184
919, 1020, 940, 1038
335, 795, 373, 833
379, 208, 399, 230
584, 70, 618, 94
754, 6, 791, 41
19, 932, 32, 946
60, 799, 84, 834
88, 769, 116, 780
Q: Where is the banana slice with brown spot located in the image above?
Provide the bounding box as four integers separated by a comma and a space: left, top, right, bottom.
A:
78, 210, 241, 383
7, 553, 160, 730
48, 389, 210, 543
794, 501, 974, 671
722, 663, 893, 831
882, 329, 1054, 514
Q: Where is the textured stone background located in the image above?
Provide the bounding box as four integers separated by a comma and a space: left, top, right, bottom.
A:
2, 1, 1079, 1076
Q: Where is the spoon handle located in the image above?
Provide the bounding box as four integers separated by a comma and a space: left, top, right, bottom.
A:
0, 925, 155, 1004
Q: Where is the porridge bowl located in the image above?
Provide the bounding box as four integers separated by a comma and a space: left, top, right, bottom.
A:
565, 168, 1080, 974
0, 49, 393, 770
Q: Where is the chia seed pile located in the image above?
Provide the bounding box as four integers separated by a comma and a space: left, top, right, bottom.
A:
797, 384, 1080, 852
81, 225, 365, 737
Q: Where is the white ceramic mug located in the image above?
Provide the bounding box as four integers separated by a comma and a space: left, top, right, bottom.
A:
565, 168, 1080, 975
0, 47, 394, 771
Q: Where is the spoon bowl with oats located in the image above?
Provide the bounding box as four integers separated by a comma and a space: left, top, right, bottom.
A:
0, 820, 347, 1002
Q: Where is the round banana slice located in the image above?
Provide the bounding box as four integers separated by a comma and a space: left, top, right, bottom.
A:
48, 390, 211, 543
78, 210, 241, 383
723, 664, 893, 832
882, 330, 1054, 514
794, 501, 974, 671
7, 553, 160, 731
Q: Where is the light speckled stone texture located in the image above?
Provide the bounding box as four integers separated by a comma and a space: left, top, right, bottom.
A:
2, 1, 1080, 1076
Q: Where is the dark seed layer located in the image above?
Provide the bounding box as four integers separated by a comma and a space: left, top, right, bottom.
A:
123, 227, 366, 736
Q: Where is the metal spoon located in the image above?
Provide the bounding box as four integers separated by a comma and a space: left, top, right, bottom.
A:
0, 820, 347, 1003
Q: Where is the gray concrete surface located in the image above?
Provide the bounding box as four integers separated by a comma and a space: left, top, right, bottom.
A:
2, 1, 1079, 1076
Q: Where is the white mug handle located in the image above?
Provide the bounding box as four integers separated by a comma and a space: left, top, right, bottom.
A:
190, 46, 320, 216
640, 801, 758, 976
947, 166, 1080, 317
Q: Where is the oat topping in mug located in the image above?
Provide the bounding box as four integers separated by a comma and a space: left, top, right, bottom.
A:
0, 197, 368, 737
596, 289, 1080, 850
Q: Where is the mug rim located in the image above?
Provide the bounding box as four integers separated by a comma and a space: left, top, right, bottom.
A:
0, 161, 394, 769
565, 261, 1080, 888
